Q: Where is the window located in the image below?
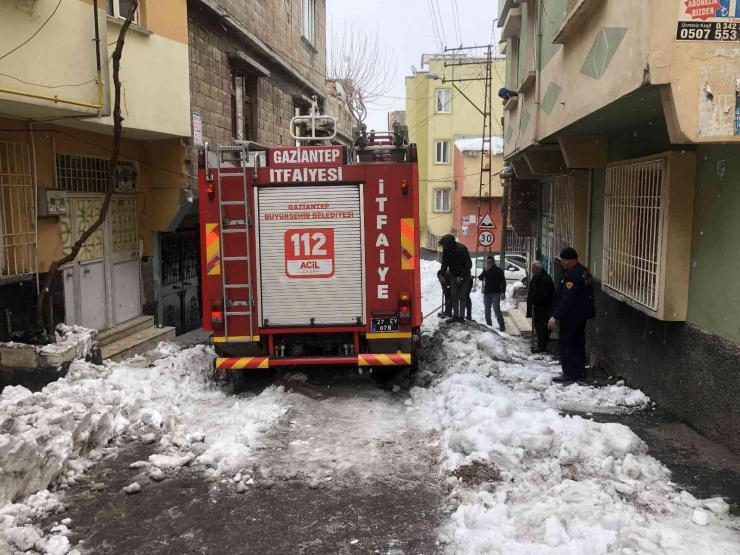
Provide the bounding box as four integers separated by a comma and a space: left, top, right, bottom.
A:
106, 0, 140, 23
603, 159, 666, 313
302, 0, 316, 46
0, 142, 36, 278
434, 189, 451, 213
553, 173, 574, 259
56, 154, 109, 193
230, 70, 258, 141
436, 89, 451, 113
435, 140, 450, 164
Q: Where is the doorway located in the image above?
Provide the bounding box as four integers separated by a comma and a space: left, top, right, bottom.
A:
60, 195, 141, 331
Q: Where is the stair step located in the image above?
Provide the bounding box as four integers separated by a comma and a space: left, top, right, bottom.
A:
502, 313, 521, 336
101, 326, 176, 362
98, 316, 154, 347
510, 305, 532, 333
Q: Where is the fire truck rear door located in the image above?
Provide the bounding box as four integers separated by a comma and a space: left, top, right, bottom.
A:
257, 184, 365, 326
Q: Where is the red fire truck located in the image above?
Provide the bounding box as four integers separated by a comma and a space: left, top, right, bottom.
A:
198, 112, 421, 375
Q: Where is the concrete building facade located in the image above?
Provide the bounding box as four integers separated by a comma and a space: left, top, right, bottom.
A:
0, 0, 192, 349
500, 0, 740, 453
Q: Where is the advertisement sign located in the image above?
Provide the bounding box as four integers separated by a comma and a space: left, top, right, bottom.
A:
677, 0, 740, 41
192, 112, 203, 147
284, 228, 335, 279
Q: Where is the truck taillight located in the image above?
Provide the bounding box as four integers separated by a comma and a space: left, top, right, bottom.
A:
401, 178, 409, 195
211, 298, 224, 331
207, 182, 215, 200
399, 292, 411, 323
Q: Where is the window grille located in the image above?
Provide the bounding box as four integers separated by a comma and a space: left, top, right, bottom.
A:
506, 228, 527, 253
427, 231, 439, 251
540, 181, 554, 275
553, 173, 574, 257
0, 142, 36, 278
56, 154, 109, 193
603, 159, 666, 312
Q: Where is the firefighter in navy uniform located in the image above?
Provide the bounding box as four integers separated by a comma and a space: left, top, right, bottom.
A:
548, 247, 595, 383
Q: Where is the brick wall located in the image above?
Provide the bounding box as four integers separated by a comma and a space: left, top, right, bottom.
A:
187, 0, 328, 155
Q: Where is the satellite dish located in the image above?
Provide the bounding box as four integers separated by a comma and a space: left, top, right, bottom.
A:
335, 81, 347, 104
411, 64, 418, 75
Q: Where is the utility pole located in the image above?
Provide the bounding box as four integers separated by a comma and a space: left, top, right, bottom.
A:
442, 44, 496, 261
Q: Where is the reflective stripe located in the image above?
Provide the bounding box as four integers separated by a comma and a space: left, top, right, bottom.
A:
216, 357, 269, 369
366, 332, 412, 340
401, 218, 415, 270
213, 336, 260, 343
357, 353, 412, 366
206, 223, 221, 276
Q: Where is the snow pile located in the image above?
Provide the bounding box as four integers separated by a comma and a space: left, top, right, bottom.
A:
419, 368, 740, 553
38, 325, 96, 358
0, 343, 285, 508
415, 263, 740, 553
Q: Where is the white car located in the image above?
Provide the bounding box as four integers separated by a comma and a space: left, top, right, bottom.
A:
473, 256, 527, 285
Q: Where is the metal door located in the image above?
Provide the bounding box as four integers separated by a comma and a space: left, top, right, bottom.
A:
160, 230, 201, 335
60, 197, 108, 330
257, 185, 364, 327
110, 196, 141, 325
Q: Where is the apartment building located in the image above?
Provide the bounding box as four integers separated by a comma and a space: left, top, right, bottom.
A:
0, 0, 192, 353
500, 0, 740, 452
405, 54, 507, 255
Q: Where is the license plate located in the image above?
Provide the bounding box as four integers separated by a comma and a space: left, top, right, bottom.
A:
371, 318, 399, 333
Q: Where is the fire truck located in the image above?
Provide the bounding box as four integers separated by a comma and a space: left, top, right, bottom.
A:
198, 108, 421, 376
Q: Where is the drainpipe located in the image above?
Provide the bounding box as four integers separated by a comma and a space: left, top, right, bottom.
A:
0, 1, 104, 111
586, 167, 593, 268
533, 0, 543, 144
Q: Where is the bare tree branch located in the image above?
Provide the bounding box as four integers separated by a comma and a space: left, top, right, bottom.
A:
327, 22, 396, 127
35, 0, 139, 328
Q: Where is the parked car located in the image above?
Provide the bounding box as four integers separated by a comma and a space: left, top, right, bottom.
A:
473, 256, 528, 289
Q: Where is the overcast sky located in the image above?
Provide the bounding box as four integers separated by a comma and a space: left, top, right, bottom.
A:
326, 0, 499, 131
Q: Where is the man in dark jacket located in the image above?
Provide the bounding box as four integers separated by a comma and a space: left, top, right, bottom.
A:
437, 269, 452, 318
478, 256, 506, 330
548, 247, 596, 383
438, 234, 472, 323
527, 261, 555, 353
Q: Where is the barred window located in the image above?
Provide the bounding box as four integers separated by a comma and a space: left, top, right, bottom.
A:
56, 154, 109, 193
603, 159, 665, 312
553, 173, 574, 258
0, 142, 36, 278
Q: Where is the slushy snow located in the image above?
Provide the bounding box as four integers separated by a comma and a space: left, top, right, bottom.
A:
0, 341, 286, 553
416, 259, 740, 554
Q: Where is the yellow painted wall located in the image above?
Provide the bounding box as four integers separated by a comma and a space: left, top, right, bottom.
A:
0, 118, 188, 271
99, 6, 191, 138
0, 0, 111, 118
406, 57, 506, 246
462, 153, 504, 198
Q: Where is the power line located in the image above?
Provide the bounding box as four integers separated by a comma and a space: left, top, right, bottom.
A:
0, 0, 64, 63
433, 0, 448, 47
451, 0, 463, 46
0, 53, 114, 91
426, 0, 443, 52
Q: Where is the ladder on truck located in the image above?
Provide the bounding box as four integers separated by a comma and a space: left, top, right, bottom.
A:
216, 144, 254, 343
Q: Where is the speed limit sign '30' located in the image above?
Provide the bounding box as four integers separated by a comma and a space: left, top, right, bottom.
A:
478, 230, 495, 248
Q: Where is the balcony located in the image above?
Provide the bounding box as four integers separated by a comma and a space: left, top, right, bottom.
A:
501, 8, 522, 40
553, 0, 603, 44
0, 2, 111, 119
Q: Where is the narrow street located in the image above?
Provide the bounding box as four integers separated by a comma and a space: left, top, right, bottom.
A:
43, 375, 443, 554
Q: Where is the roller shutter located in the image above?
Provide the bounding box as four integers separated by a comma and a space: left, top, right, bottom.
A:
257, 185, 365, 326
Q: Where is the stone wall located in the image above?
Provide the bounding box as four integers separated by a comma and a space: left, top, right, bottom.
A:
187, 0, 327, 152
